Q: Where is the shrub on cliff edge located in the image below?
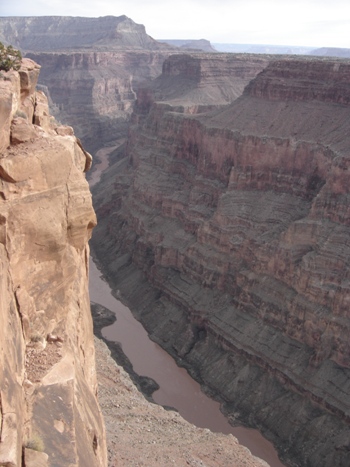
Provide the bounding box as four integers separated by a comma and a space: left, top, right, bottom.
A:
25, 433, 45, 452
0, 42, 22, 72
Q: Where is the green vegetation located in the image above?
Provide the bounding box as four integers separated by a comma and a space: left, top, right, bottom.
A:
15, 109, 27, 119
30, 332, 42, 343
0, 42, 22, 72
26, 433, 45, 452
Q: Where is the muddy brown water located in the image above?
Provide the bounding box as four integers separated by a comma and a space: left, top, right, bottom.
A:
89, 145, 285, 467
89, 258, 285, 467
88, 144, 118, 187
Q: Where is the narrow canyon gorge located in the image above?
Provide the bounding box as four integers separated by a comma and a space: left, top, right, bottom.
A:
1, 15, 350, 467
0, 56, 268, 467
90, 53, 350, 467
0, 18, 278, 467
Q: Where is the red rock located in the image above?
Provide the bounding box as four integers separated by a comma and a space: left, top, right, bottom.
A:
10, 116, 37, 144
91, 54, 350, 467
0, 60, 106, 466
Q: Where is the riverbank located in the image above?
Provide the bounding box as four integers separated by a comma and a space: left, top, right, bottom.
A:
89, 253, 285, 467
92, 301, 160, 400
94, 328, 270, 467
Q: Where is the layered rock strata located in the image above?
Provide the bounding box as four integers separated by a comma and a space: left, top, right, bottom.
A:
91, 55, 350, 467
25, 50, 174, 152
0, 15, 178, 153
134, 53, 269, 112
0, 15, 167, 52
0, 16, 270, 154
0, 59, 106, 466
26, 51, 268, 153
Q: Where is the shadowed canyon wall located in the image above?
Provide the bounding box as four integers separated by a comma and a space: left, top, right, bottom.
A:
91, 54, 350, 467
0, 18, 284, 467
0, 15, 179, 153
0, 59, 107, 466
24, 50, 174, 152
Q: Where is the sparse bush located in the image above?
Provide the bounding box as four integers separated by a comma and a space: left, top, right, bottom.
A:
15, 109, 27, 119
0, 42, 22, 72
30, 333, 42, 343
26, 433, 45, 452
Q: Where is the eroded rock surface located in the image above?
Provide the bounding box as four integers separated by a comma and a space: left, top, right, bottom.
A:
1, 17, 268, 154
0, 15, 180, 152
0, 16, 167, 52
25, 50, 174, 152
0, 59, 106, 466
91, 54, 350, 467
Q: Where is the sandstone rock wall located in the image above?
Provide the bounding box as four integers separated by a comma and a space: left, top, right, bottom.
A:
25, 50, 172, 152
23, 50, 268, 155
91, 55, 350, 467
0, 15, 166, 52
137, 53, 269, 113
0, 59, 106, 466
0, 15, 179, 153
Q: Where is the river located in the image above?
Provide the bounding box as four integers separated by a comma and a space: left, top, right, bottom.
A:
89, 145, 285, 467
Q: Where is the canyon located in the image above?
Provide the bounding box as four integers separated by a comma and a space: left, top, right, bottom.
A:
90, 260, 276, 467
90, 53, 350, 467
0, 16, 178, 153
2, 15, 350, 467
23, 49, 170, 152
0, 27, 273, 467
0, 16, 269, 154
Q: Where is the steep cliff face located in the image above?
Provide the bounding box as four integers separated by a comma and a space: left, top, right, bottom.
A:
0, 15, 167, 52
0, 15, 178, 153
0, 59, 106, 466
137, 53, 269, 112
25, 50, 174, 152
91, 55, 350, 467
26, 50, 268, 153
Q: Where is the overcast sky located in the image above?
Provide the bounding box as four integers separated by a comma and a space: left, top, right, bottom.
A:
1, 0, 350, 48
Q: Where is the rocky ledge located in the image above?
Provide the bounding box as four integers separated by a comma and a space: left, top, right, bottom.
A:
91, 54, 350, 467
0, 59, 106, 466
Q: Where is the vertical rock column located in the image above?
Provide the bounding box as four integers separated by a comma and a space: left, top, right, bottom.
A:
0, 59, 107, 466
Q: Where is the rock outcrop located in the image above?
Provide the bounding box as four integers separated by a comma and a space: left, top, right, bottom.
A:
0, 15, 169, 52
0, 15, 179, 153
24, 50, 174, 152
0, 59, 106, 466
136, 53, 269, 111
160, 39, 217, 53
91, 54, 350, 467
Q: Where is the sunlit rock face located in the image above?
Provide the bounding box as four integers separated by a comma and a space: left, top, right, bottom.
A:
91, 54, 350, 467
0, 59, 106, 467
